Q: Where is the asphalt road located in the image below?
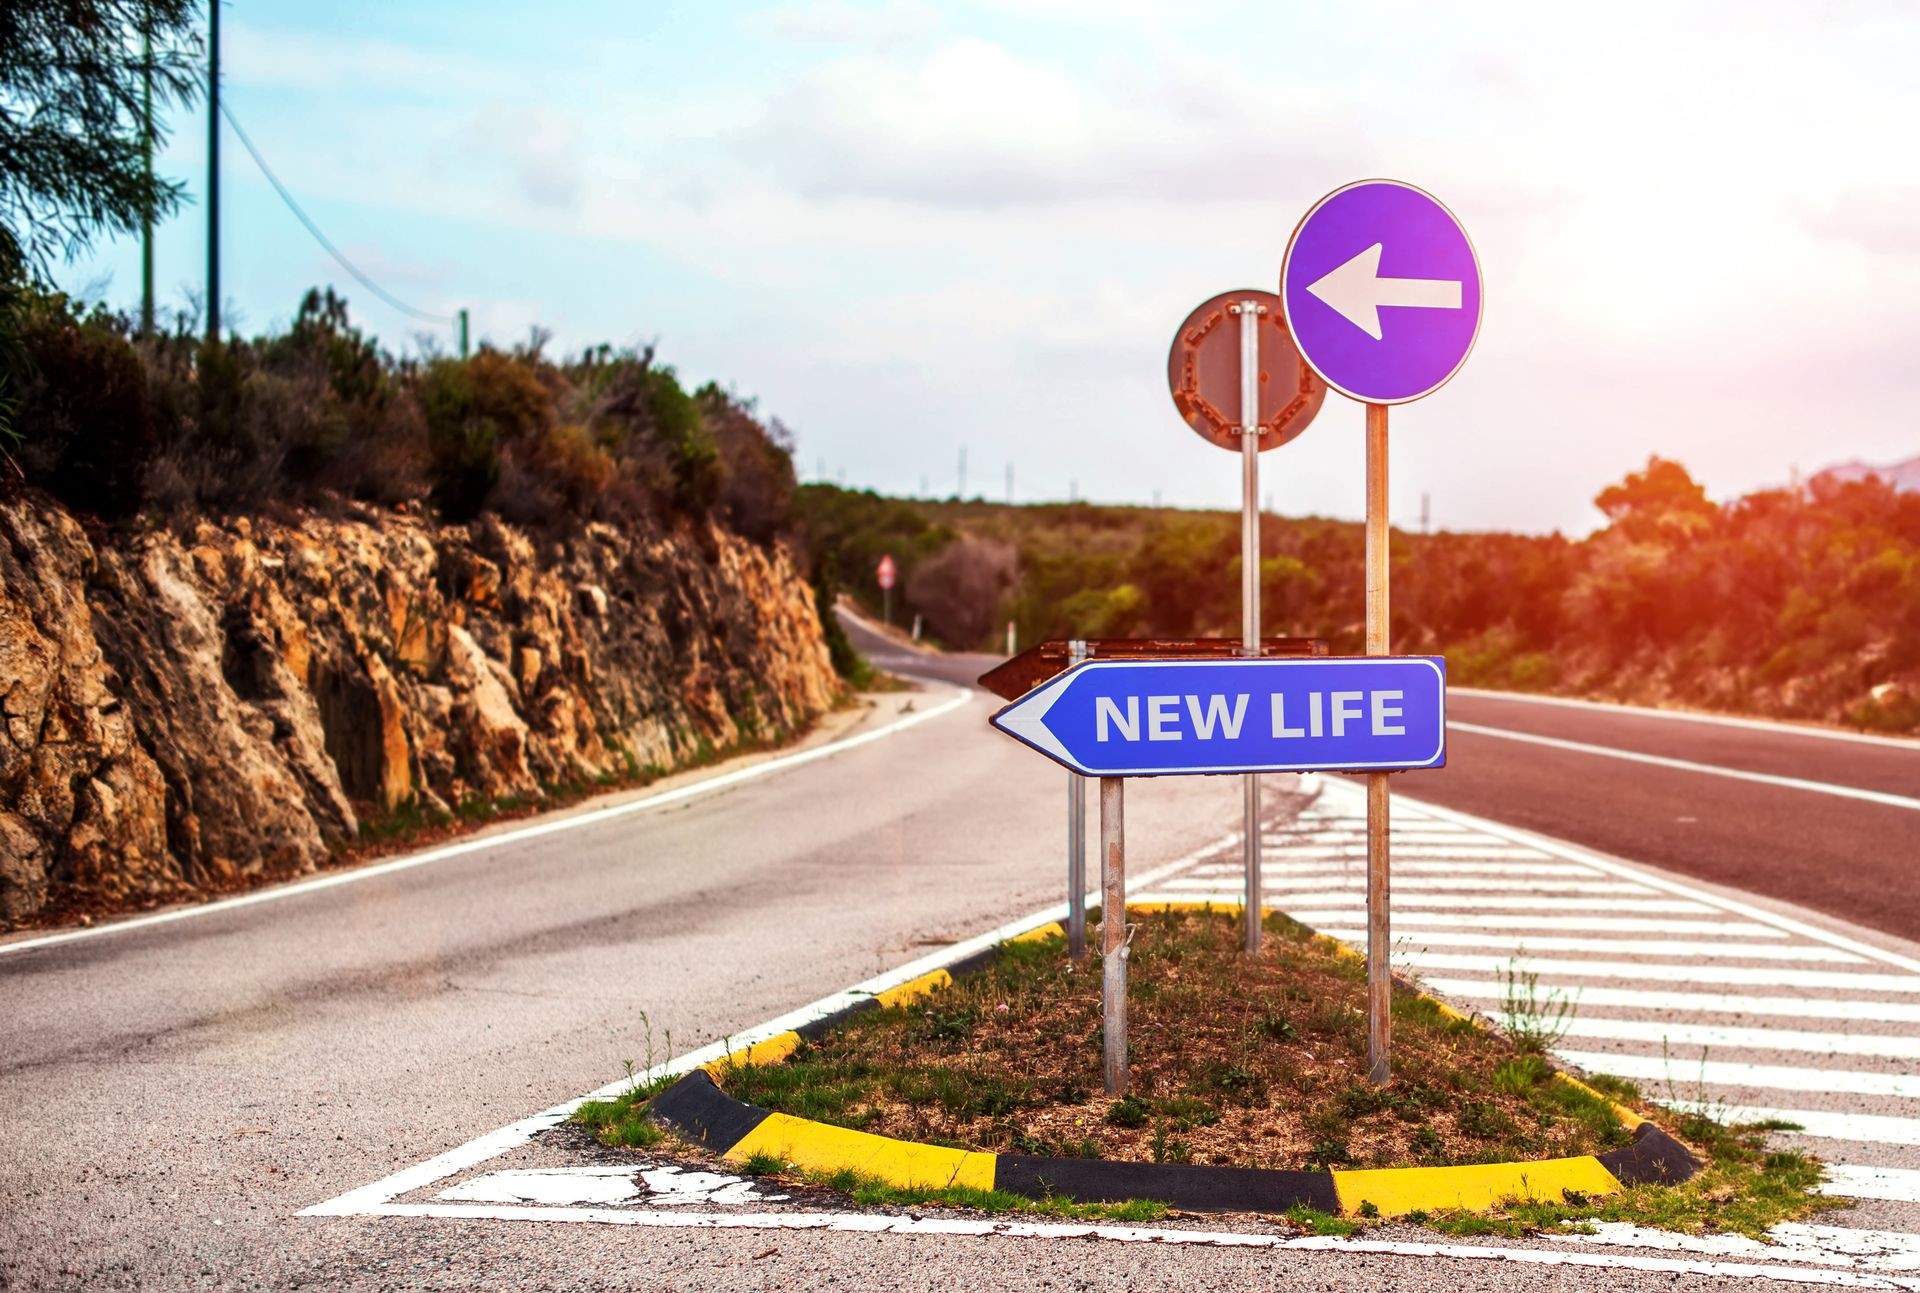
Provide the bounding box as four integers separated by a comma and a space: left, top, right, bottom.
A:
4, 613, 1915, 1290
868, 612, 1920, 939
0, 664, 1251, 1290
1415, 689, 1920, 943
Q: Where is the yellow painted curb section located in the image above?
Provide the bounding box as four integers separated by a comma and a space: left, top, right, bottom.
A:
702, 1030, 803, 1077
1552, 1072, 1648, 1131
1332, 1155, 1623, 1218
874, 968, 953, 1009
1009, 922, 1066, 944
726, 1111, 998, 1192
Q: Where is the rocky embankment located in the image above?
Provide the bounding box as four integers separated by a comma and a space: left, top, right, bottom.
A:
0, 497, 838, 925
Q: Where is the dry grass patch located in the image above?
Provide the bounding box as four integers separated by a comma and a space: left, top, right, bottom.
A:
715, 907, 1640, 1171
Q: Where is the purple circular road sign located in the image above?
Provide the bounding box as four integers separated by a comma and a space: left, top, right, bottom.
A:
1280, 179, 1482, 405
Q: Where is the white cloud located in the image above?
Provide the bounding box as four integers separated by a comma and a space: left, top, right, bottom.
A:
731, 39, 1368, 208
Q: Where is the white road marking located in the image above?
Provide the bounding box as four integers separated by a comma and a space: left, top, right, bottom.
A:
1550, 1221, 1920, 1272
1449, 685, 1920, 751
1295, 913, 1794, 937
1450, 720, 1920, 813
1418, 979, 1920, 1024
1251, 860, 1608, 877
1167, 875, 1655, 896
435, 1164, 787, 1208
1268, 892, 1718, 913
342, 1204, 1920, 1288
1704, 1108, 1920, 1147
1821, 1167, 1920, 1204
300, 826, 1243, 1219
1555, 1052, 1920, 1100
1315, 930, 1858, 962
1, 686, 977, 959
1553, 1016, 1920, 1060
1389, 952, 1920, 992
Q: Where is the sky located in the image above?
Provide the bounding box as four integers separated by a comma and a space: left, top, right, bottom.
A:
56, 0, 1920, 535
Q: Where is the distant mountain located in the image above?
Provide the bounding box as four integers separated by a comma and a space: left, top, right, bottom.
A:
1812, 454, 1920, 493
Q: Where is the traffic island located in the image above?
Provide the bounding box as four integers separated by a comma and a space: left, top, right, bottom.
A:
576, 908, 1831, 1236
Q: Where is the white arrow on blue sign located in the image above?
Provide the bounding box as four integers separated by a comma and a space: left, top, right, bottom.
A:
991, 656, 1446, 777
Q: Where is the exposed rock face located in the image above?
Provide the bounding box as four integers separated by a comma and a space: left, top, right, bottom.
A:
0, 498, 837, 923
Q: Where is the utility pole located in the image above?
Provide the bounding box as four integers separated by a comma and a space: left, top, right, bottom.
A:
141, 19, 154, 337
206, 0, 220, 341
458, 308, 470, 359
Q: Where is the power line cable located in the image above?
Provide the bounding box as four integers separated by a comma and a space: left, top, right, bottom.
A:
217, 100, 458, 326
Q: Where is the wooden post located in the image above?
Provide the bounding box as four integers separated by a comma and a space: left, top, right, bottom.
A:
1365, 402, 1392, 1086
1100, 777, 1127, 1096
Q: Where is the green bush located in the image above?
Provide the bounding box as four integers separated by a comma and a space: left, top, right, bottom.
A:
11, 289, 158, 519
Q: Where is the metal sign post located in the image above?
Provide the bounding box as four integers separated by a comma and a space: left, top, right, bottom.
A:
1066, 639, 1089, 961
1281, 178, 1483, 1085
1169, 290, 1325, 956
1365, 403, 1392, 1083
1100, 776, 1127, 1096
1233, 300, 1264, 952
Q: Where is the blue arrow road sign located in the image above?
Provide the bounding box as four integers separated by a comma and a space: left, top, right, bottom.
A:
990, 656, 1446, 777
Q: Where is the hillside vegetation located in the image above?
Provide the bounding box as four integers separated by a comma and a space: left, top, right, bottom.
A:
798, 459, 1920, 734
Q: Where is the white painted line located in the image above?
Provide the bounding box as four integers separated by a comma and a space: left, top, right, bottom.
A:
1550, 1220, 1920, 1273
1249, 861, 1606, 878
1450, 685, 1920, 751
1269, 892, 1717, 914
1, 686, 976, 959
1316, 930, 1856, 962
1555, 1051, 1920, 1100
1294, 913, 1786, 937
437, 1165, 787, 1208
1419, 977, 1920, 1025
1267, 843, 1557, 859
1316, 776, 1920, 976
1821, 1166, 1920, 1204
1450, 720, 1920, 813
1706, 1108, 1920, 1147
336, 1204, 1920, 1289
300, 826, 1241, 1218
1173, 876, 1655, 896
1554, 1015, 1920, 1060
1394, 954, 1920, 992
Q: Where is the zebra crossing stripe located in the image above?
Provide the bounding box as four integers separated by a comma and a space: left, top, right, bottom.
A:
1555, 1052, 1920, 1100
1817, 1166, 1920, 1204
1293, 913, 1797, 936
1415, 978, 1920, 1024
1391, 955, 1920, 993
1265, 892, 1717, 914
1552, 1016, 1920, 1060
1311, 929, 1862, 962
1706, 1108, 1920, 1147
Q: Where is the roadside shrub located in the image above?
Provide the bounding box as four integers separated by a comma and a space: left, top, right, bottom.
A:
906, 534, 1018, 647
419, 358, 500, 522
10, 290, 159, 518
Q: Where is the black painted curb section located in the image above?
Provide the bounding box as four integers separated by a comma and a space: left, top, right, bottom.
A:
1600, 1122, 1701, 1187
648, 1070, 769, 1154
995, 1155, 1341, 1214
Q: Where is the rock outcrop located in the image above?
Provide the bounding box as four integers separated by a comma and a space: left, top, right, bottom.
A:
0, 497, 837, 924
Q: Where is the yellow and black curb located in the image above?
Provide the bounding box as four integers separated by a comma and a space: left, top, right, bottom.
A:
646, 910, 1699, 1217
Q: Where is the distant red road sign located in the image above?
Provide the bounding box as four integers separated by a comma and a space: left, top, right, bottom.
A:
876, 554, 896, 590
1167, 289, 1327, 453
978, 637, 1329, 702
